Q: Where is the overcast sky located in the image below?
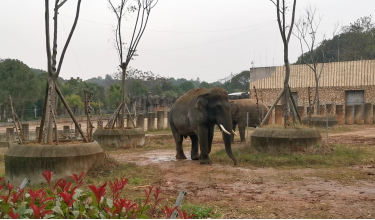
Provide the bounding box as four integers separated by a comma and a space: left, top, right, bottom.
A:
1, 1, 374, 83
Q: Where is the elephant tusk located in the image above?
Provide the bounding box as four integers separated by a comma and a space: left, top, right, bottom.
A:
219, 124, 231, 135
232, 130, 237, 136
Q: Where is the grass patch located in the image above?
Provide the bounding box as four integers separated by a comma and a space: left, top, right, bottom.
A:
180, 204, 221, 219
145, 127, 171, 134
212, 143, 375, 168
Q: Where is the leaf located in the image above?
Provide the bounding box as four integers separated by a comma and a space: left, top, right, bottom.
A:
24, 208, 34, 215
99, 212, 107, 219
52, 206, 64, 216
106, 198, 113, 208
73, 211, 80, 218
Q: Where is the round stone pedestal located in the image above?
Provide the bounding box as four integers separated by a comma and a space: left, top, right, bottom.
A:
251, 127, 321, 152
5, 141, 104, 186
301, 115, 339, 127
93, 127, 145, 149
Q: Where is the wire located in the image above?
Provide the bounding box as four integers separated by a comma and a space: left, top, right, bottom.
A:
139, 21, 276, 51
61, 16, 86, 79
141, 52, 232, 71
60, 13, 276, 34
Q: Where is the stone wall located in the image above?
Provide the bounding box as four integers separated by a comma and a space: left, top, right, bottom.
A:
252, 85, 375, 108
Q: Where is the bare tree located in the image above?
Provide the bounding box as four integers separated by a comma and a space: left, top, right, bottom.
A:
108, 0, 158, 128
261, 0, 297, 127
40, 0, 86, 144
294, 6, 340, 114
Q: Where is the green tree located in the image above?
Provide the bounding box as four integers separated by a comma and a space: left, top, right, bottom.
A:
107, 84, 123, 108
65, 94, 84, 115
128, 80, 149, 96
150, 84, 163, 96
0, 59, 40, 120
179, 81, 195, 93
199, 81, 213, 89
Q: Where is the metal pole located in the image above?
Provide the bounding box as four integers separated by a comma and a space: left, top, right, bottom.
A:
326, 104, 328, 143
247, 112, 249, 143
170, 190, 187, 219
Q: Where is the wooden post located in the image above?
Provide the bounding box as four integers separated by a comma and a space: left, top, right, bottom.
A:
157, 111, 164, 129
364, 103, 372, 124
63, 126, 70, 139
21, 124, 29, 141
137, 114, 145, 129
36, 127, 40, 140
9, 96, 22, 144
6, 128, 14, 148
127, 113, 133, 128
354, 104, 362, 125
336, 105, 344, 125
345, 105, 354, 125
166, 111, 170, 128
148, 112, 155, 130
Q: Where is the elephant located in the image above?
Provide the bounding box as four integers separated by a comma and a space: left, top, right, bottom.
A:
168, 87, 237, 165
230, 99, 269, 142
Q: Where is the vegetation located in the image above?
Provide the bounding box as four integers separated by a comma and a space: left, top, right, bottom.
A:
295, 15, 375, 64
0, 170, 195, 219
212, 143, 375, 169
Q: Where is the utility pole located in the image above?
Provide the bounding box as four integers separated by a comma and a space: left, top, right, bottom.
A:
34, 106, 37, 118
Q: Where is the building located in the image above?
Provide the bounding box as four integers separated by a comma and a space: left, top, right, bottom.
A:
249, 60, 375, 112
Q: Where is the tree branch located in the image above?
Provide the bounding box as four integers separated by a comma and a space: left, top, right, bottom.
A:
56, 0, 82, 75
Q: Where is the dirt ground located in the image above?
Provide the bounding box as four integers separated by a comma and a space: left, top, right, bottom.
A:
111, 125, 375, 219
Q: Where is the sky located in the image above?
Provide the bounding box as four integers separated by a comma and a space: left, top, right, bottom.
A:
0, 0, 374, 83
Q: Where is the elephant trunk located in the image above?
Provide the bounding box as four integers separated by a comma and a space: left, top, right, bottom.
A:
219, 122, 237, 165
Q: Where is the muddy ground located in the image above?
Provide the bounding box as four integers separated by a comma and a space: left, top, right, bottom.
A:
110, 125, 375, 219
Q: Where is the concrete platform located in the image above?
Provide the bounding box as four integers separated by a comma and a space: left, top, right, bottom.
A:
5, 141, 104, 186
251, 127, 322, 152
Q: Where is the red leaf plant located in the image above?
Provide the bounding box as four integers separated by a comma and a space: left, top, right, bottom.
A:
42, 170, 53, 190
54, 178, 67, 192
104, 198, 138, 218
177, 209, 196, 219
69, 172, 85, 189
7, 209, 20, 219
11, 188, 24, 204
58, 189, 76, 207
30, 203, 53, 219
1, 184, 14, 204
161, 206, 178, 219
27, 188, 53, 205
109, 178, 128, 201
88, 182, 107, 204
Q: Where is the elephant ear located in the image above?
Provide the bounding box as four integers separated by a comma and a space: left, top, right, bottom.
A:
194, 93, 209, 110
229, 100, 238, 114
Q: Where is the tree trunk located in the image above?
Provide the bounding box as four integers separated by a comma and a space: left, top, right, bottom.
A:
315, 76, 320, 114
121, 65, 127, 128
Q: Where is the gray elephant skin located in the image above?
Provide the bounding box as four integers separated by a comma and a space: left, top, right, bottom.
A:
230, 99, 269, 142
169, 87, 237, 165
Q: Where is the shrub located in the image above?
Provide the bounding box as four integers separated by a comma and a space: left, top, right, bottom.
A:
0, 170, 194, 219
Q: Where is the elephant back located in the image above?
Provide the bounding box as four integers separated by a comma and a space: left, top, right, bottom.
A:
175, 88, 209, 104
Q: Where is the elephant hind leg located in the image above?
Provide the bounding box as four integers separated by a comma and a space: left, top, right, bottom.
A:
175, 135, 187, 159
170, 122, 187, 159
190, 135, 199, 160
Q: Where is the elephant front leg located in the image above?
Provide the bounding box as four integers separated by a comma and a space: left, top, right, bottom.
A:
198, 126, 211, 164
238, 124, 246, 142
207, 124, 214, 154
190, 135, 199, 160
